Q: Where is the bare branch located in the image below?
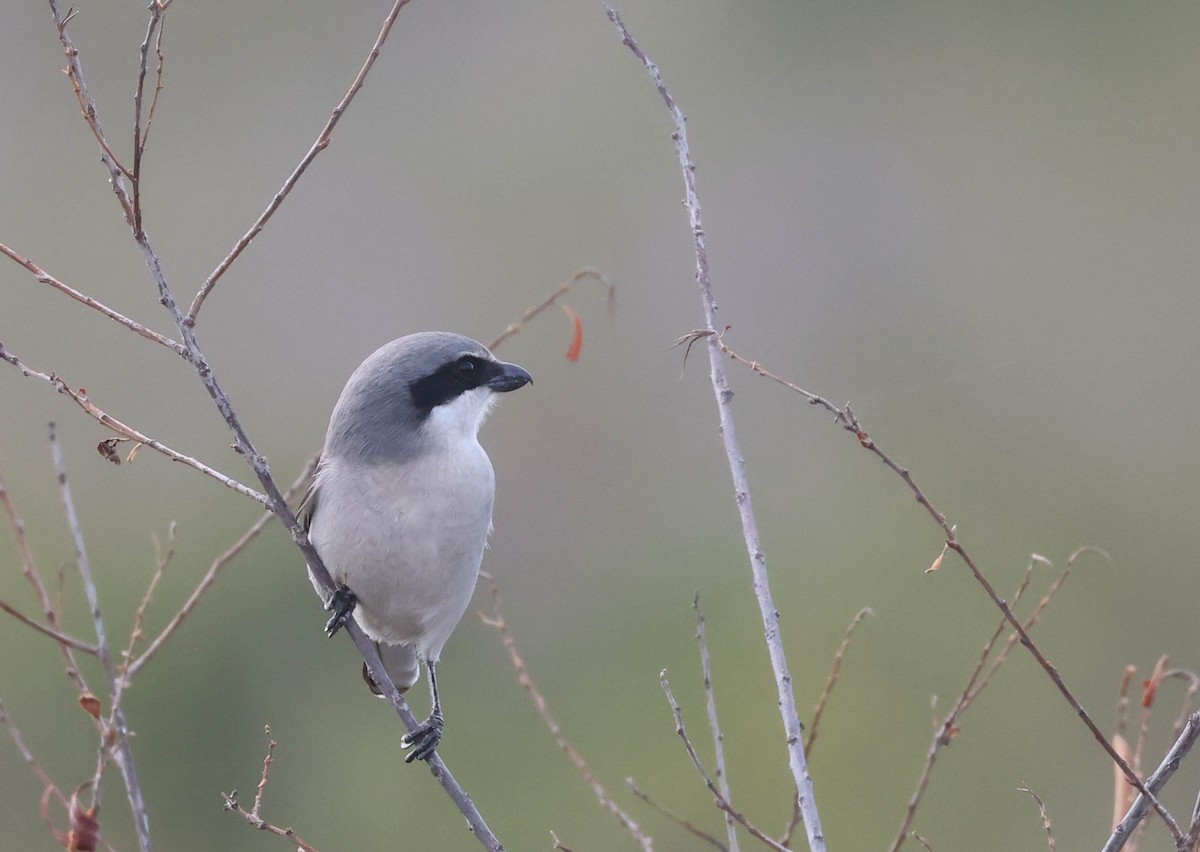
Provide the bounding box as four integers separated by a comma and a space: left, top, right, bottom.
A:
1017, 786, 1057, 851
479, 580, 653, 851
627, 778, 727, 850
223, 728, 320, 852
600, 8, 824, 847
0, 343, 266, 504
185, 0, 416, 324
706, 331, 1181, 843
1103, 711, 1200, 852
0, 596, 98, 654
128, 458, 316, 679
693, 595, 738, 852
487, 268, 615, 351
48, 0, 134, 221
659, 671, 790, 852
0, 242, 188, 357
50, 424, 153, 852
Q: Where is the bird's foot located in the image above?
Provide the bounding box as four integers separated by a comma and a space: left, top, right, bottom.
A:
323, 585, 357, 637
400, 712, 444, 763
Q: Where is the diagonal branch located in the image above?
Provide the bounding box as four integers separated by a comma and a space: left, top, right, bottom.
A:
0, 241, 187, 357
185, 0, 416, 325
0, 342, 266, 504
600, 6, 825, 849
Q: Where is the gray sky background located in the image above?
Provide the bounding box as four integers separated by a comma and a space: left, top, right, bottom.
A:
3, 2, 1200, 850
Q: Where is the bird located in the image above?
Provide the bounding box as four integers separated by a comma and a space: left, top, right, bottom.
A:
300, 331, 532, 762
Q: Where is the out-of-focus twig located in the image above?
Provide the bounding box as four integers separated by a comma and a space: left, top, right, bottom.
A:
488, 268, 615, 352
693, 595, 738, 852
690, 328, 1179, 843
781, 607, 872, 846
127, 457, 317, 679
627, 778, 727, 850
601, 7, 824, 847
479, 581, 653, 851
660, 671, 789, 852
51, 424, 153, 852
1103, 711, 1200, 852
1017, 786, 1057, 851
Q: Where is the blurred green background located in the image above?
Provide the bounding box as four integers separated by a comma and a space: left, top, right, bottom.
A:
3, 1, 1200, 849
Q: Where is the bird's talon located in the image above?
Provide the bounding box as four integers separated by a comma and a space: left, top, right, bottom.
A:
401, 715, 444, 763
323, 585, 357, 637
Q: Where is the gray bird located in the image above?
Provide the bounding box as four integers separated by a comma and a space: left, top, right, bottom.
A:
301, 332, 532, 762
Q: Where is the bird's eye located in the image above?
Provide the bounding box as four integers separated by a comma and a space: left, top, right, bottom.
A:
452, 358, 478, 384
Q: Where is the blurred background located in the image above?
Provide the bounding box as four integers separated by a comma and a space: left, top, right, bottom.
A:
3, 1, 1200, 849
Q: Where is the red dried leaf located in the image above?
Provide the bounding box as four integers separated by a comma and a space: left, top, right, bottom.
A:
561, 303, 583, 362
78, 693, 101, 719
67, 798, 100, 852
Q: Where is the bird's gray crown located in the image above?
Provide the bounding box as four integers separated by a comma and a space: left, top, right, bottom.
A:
323, 332, 528, 462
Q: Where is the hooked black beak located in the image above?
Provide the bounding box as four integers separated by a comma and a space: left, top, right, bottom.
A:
487, 361, 532, 393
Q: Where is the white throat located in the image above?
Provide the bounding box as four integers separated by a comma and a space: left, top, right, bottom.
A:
421, 387, 497, 448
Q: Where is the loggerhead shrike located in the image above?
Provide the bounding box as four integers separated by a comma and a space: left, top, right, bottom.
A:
301, 332, 532, 762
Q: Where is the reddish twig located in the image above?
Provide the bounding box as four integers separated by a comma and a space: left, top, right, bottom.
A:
487, 268, 615, 352
0, 242, 187, 357
0, 343, 265, 504
627, 778, 727, 850
185, 0, 416, 325
479, 581, 653, 851
222, 727, 319, 852
128, 457, 317, 679
1017, 786, 1057, 851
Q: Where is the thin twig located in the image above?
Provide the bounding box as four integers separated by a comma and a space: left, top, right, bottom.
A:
479, 581, 653, 851
890, 557, 1061, 852
700, 330, 1180, 842
140, 10, 167, 148
487, 268, 615, 351
223, 758, 319, 852
659, 671, 790, 852
131, 2, 166, 236
113, 523, 176, 708
693, 594, 738, 852
0, 695, 70, 812
0, 343, 266, 504
1017, 786, 1057, 851
1102, 711, 1200, 852
0, 241, 188, 357
0, 596, 98, 653
48, 0, 134, 220
781, 607, 872, 846
185, 0, 415, 324
627, 778, 727, 850
51, 424, 153, 852
128, 457, 317, 679
600, 8, 824, 848
806, 607, 873, 758
0, 468, 92, 694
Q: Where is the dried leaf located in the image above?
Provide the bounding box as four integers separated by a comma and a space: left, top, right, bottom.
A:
67, 795, 100, 852
78, 693, 101, 719
561, 303, 583, 362
96, 439, 121, 466
926, 542, 950, 574
126, 442, 143, 464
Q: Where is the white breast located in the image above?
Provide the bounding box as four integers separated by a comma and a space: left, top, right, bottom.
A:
307, 440, 495, 662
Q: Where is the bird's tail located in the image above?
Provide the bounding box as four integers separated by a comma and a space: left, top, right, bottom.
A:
361, 641, 421, 696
